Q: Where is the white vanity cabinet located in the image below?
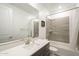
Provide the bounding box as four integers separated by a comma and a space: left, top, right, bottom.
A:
0, 39, 50, 56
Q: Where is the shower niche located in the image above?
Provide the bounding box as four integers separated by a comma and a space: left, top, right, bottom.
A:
47, 16, 69, 43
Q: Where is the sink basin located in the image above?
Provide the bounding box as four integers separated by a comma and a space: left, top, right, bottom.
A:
23, 37, 34, 45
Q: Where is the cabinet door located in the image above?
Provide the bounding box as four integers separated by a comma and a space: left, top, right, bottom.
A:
32, 43, 50, 56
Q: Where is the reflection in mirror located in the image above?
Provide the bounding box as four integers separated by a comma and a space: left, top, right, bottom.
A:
33, 20, 39, 38
0, 4, 32, 44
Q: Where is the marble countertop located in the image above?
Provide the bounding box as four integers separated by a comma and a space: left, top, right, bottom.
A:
0, 39, 49, 56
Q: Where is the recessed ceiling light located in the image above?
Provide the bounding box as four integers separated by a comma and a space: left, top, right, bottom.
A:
58, 6, 62, 9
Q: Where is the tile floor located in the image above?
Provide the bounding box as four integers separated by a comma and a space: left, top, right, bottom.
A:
50, 46, 79, 56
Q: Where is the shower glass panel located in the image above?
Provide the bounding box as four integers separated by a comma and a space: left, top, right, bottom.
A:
48, 16, 69, 43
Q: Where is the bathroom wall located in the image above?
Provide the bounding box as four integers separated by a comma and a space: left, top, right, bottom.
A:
47, 8, 79, 51
38, 5, 79, 51
39, 18, 46, 39
38, 4, 77, 40
0, 4, 38, 44
47, 16, 69, 43
38, 11, 49, 39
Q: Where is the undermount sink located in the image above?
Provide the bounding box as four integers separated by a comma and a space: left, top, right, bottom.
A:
23, 38, 42, 48
23, 37, 43, 46
23, 37, 34, 45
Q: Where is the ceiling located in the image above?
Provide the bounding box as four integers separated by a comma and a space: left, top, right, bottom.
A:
10, 3, 39, 16
29, 3, 78, 17
29, 3, 77, 12
10, 3, 78, 17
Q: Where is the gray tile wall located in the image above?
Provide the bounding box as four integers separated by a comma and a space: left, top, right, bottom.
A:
47, 16, 69, 43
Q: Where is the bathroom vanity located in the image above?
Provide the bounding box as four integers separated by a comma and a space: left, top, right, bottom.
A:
0, 39, 50, 56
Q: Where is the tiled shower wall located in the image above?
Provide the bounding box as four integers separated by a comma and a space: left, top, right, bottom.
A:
48, 17, 69, 43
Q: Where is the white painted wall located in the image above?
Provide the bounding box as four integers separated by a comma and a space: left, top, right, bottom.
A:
38, 10, 49, 39
38, 18, 46, 39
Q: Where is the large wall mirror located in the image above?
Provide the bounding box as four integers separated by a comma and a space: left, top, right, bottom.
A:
0, 5, 32, 44
0, 18, 32, 44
